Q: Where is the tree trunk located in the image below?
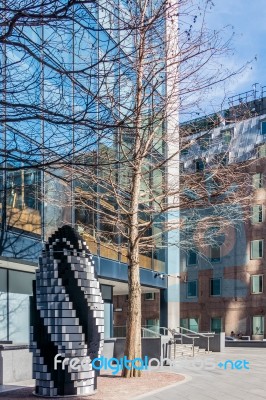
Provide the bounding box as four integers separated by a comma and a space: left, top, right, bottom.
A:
122, 158, 142, 377
122, 111, 143, 377
122, 242, 142, 377
122, 9, 146, 377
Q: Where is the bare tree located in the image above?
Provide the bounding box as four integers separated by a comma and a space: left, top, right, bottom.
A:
69, 0, 249, 377
0, 0, 252, 378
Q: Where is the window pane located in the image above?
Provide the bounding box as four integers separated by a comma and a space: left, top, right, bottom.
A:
187, 281, 197, 297
222, 129, 232, 144
8, 270, 34, 343
195, 159, 204, 171
253, 173, 263, 189
9, 270, 34, 294
180, 318, 188, 329
0, 268, 7, 292
210, 246, 220, 262
187, 250, 197, 266
258, 144, 266, 158
189, 318, 199, 332
251, 205, 263, 224
252, 275, 263, 294
211, 317, 222, 333
9, 292, 30, 343
6, 169, 41, 234
199, 135, 210, 150
145, 293, 155, 300
0, 269, 8, 341
100, 284, 112, 301
146, 319, 159, 332
221, 154, 229, 166
210, 278, 221, 296
181, 148, 188, 156
251, 240, 263, 259
252, 316, 264, 335
104, 302, 113, 339
261, 121, 266, 135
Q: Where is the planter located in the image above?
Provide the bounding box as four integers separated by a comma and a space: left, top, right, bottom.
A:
251, 334, 264, 341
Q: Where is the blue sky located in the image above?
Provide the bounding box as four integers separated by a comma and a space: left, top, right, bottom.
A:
192, 0, 266, 115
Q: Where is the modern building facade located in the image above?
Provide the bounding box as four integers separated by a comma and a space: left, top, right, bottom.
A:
180, 87, 266, 338
0, 1, 179, 343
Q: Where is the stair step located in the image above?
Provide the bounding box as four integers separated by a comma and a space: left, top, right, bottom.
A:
171, 351, 191, 354
169, 343, 211, 359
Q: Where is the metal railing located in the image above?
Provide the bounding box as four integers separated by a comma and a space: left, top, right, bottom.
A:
157, 326, 200, 357
159, 327, 176, 336
172, 332, 200, 357
141, 327, 161, 338
112, 325, 210, 357
113, 325, 161, 338
112, 325, 213, 356
176, 327, 215, 354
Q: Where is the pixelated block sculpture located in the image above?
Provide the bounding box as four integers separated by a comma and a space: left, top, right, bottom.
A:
30, 225, 104, 397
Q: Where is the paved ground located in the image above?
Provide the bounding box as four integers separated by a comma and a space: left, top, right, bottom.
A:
0, 372, 184, 399
1, 348, 265, 399
138, 347, 266, 400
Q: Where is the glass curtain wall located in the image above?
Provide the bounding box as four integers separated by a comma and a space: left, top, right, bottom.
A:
1, 1, 167, 270
0, 23, 42, 240
0, 267, 34, 343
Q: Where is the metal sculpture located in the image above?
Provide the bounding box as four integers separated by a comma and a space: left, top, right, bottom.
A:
30, 225, 104, 397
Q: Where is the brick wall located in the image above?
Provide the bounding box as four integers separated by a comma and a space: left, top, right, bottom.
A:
113, 293, 160, 327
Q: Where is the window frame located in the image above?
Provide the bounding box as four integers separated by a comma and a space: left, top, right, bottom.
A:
214, 152, 229, 166
209, 244, 221, 262
146, 319, 159, 328
257, 143, 266, 158
210, 278, 222, 296
252, 315, 264, 335
180, 317, 199, 332
187, 280, 198, 298
195, 159, 205, 172
251, 274, 263, 294
211, 317, 222, 333
260, 120, 266, 135
251, 205, 263, 224
187, 249, 198, 266
181, 148, 189, 157
250, 239, 264, 260
144, 292, 155, 301
221, 128, 234, 145
252, 173, 263, 189
199, 134, 211, 150
221, 154, 229, 166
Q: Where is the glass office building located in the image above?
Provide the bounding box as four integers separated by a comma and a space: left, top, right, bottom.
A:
0, 1, 179, 342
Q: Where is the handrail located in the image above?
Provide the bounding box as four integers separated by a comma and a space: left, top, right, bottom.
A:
112, 325, 211, 356
176, 327, 215, 354
143, 326, 201, 357
159, 327, 176, 336
169, 330, 200, 358
141, 327, 161, 338
142, 326, 202, 346
179, 333, 200, 340
113, 325, 161, 338
177, 326, 215, 337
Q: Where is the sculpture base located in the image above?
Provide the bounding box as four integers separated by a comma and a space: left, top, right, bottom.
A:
33, 389, 97, 398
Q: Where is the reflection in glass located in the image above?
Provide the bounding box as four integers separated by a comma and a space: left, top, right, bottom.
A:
0, 268, 7, 340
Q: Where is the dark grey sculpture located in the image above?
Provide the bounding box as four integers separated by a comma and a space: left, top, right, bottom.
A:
30, 225, 104, 397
